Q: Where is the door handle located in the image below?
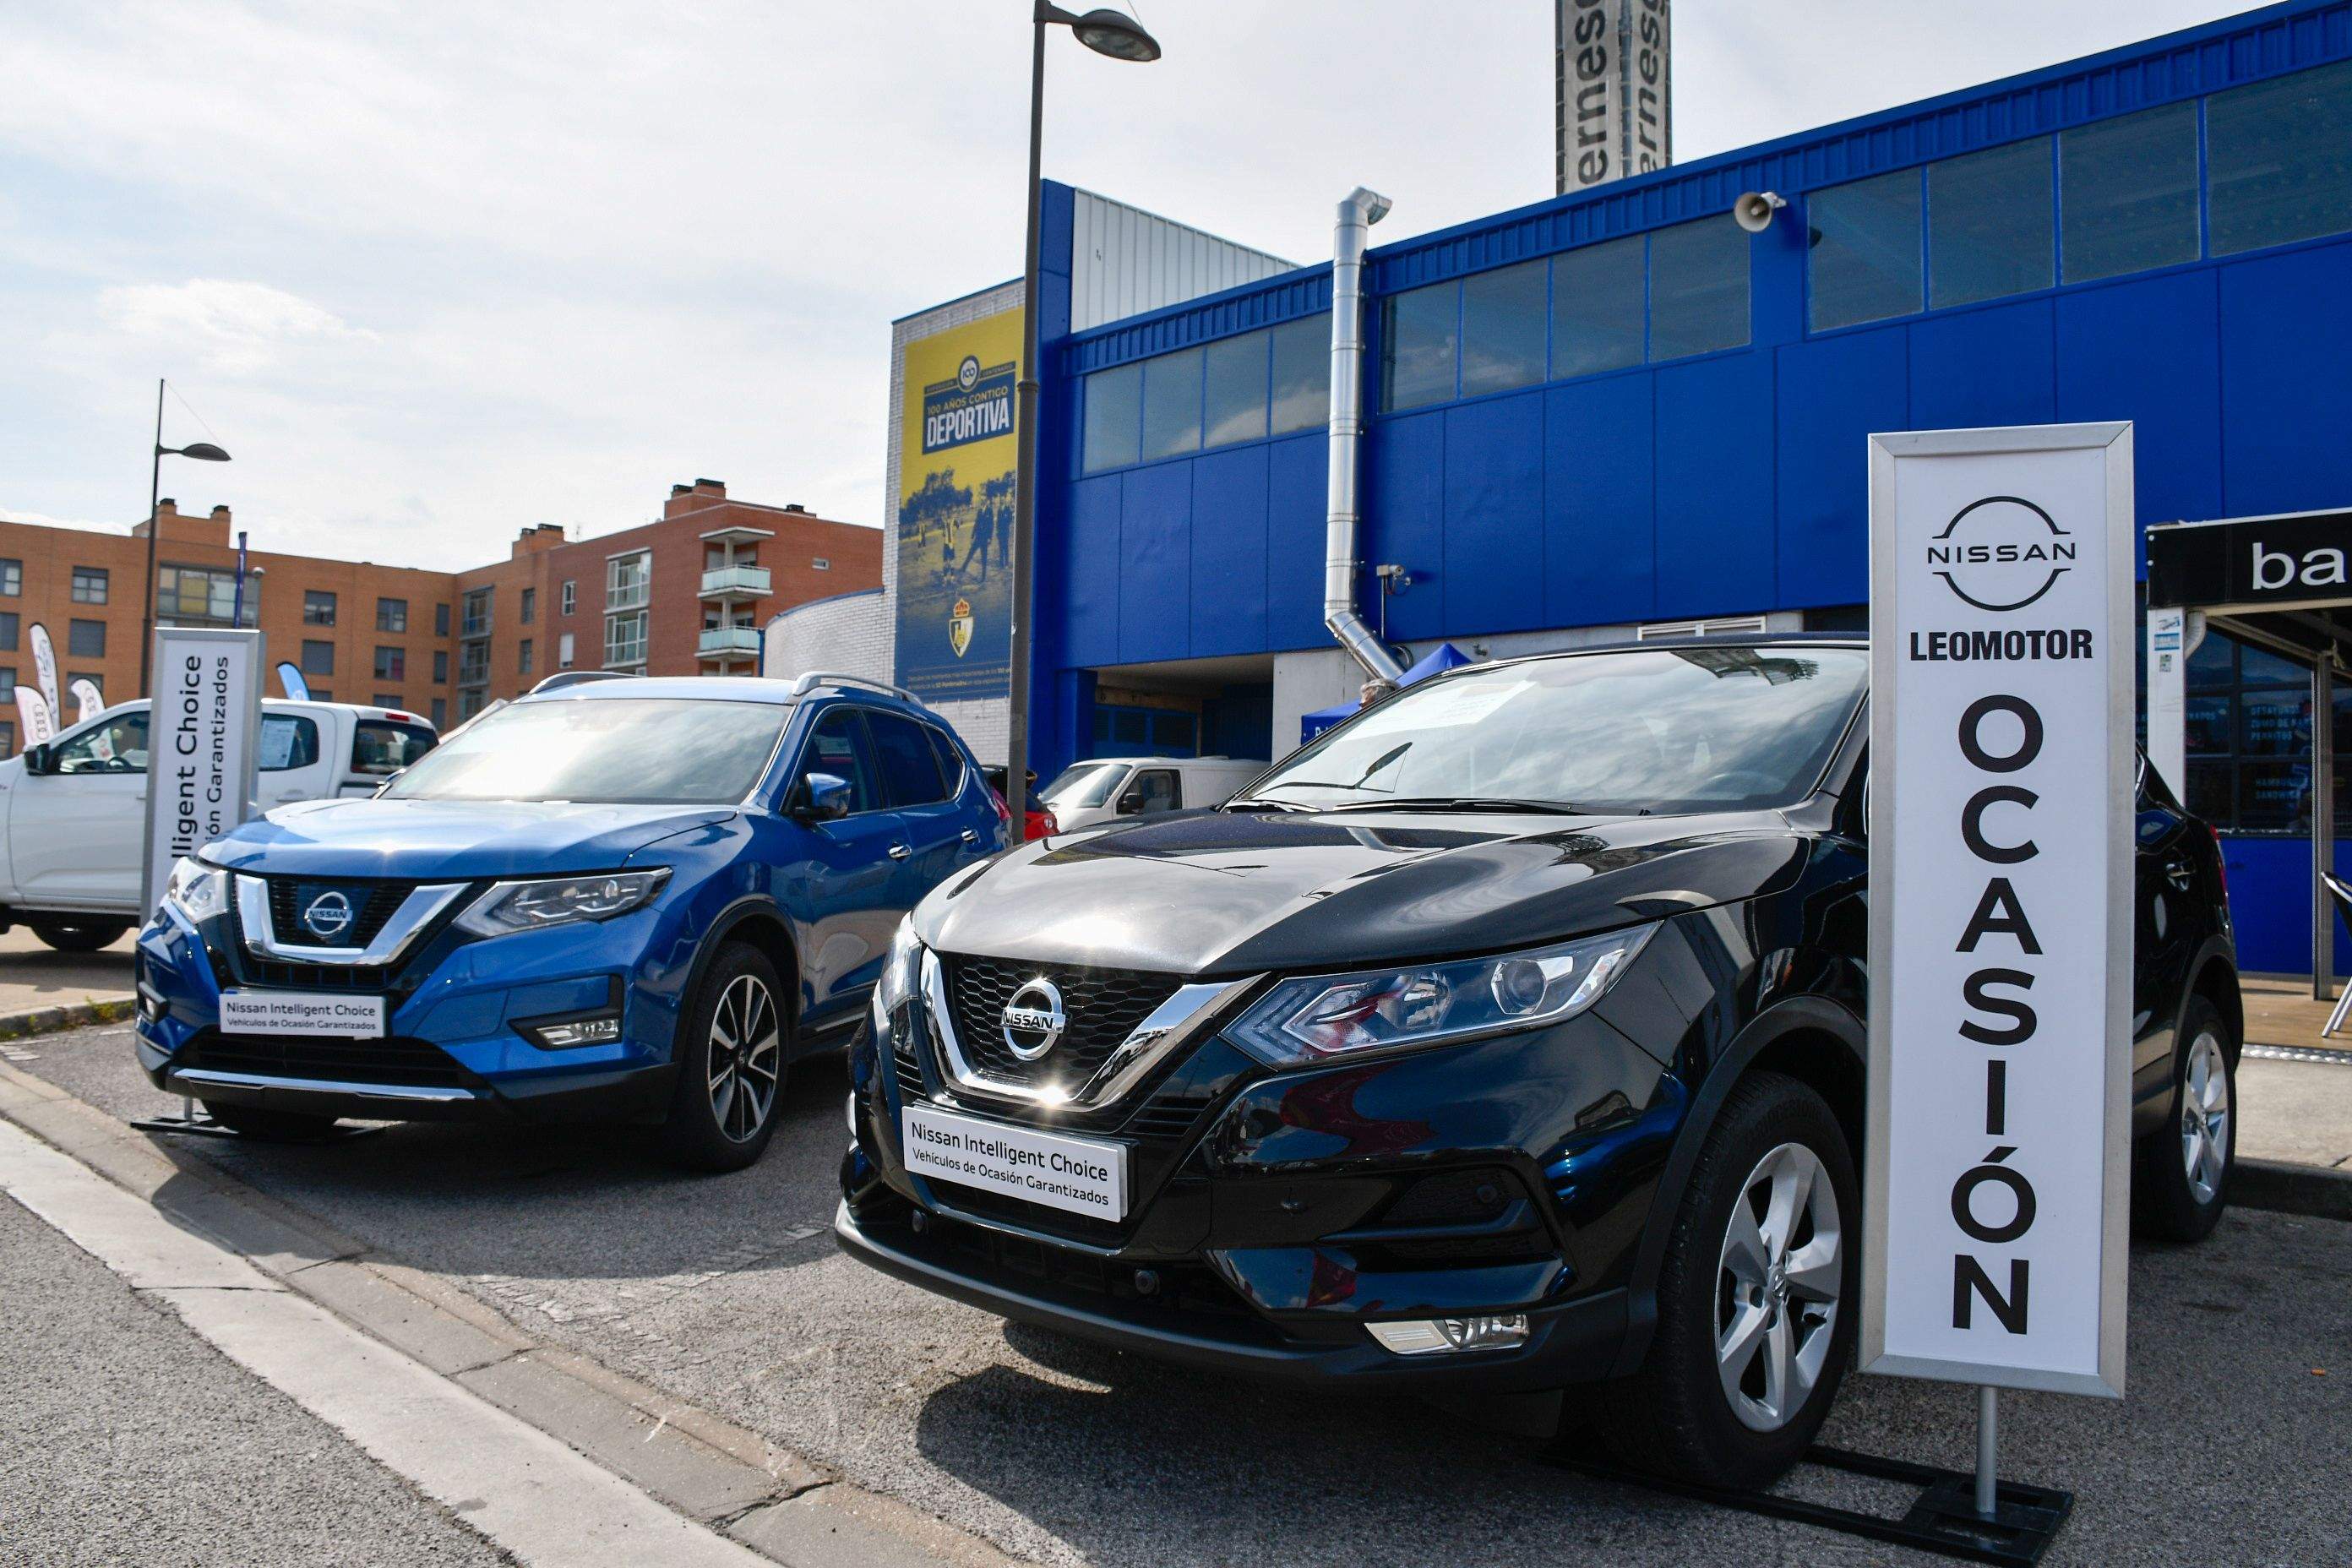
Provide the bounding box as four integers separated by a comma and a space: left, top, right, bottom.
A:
960, 829, 979, 845
887, 843, 912, 860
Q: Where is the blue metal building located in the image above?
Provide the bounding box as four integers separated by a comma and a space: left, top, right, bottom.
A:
1010, 0, 2352, 975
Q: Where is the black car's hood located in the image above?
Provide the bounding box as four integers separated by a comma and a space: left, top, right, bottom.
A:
915, 806, 1811, 976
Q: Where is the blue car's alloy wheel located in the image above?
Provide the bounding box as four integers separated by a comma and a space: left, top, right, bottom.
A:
709, 972, 782, 1144
660, 941, 792, 1173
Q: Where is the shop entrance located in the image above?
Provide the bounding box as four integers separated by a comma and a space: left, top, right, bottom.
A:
1076, 654, 1275, 765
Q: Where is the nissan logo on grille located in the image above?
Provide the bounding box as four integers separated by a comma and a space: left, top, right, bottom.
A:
1000, 977, 1067, 1061
302, 890, 354, 940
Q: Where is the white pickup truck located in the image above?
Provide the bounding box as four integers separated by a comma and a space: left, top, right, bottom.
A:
0, 699, 437, 950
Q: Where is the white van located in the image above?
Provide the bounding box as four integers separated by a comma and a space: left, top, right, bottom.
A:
1037, 755, 1266, 832
0, 699, 437, 950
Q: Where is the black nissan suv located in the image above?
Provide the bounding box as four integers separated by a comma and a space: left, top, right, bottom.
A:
836, 635, 2240, 1484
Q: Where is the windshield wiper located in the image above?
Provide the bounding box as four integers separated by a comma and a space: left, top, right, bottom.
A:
1222, 797, 1312, 813
1311, 795, 1590, 816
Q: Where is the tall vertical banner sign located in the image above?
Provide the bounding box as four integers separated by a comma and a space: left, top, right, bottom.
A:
1865, 422, 2132, 1398
140, 628, 264, 914
893, 309, 1020, 704
12, 686, 54, 746
1555, 0, 1671, 193
28, 623, 59, 733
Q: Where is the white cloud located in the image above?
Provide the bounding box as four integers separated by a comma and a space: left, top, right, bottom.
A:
0, 507, 126, 533
97, 279, 379, 376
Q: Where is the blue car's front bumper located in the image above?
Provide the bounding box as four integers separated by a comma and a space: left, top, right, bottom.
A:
133, 899, 683, 1124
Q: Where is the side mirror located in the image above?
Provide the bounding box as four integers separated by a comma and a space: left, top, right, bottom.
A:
20, 743, 53, 776
794, 771, 852, 821
1115, 788, 1145, 816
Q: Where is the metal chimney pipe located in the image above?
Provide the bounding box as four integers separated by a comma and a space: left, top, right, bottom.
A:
1325, 186, 1406, 684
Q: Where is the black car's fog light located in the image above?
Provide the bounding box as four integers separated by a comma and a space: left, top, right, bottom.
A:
1367, 1315, 1532, 1355
522, 1014, 621, 1049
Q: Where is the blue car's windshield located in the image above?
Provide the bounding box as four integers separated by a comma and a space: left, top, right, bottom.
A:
1247, 646, 1866, 814
381, 699, 787, 805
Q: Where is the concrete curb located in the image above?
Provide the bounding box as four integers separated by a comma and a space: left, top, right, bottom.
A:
2234, 1157, 2352, 1222
0, 1060, 1023, 1568
0, 996, 134, 1040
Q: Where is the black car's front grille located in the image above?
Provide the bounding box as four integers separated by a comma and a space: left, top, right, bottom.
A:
177, 1029, 474, 1089
939, 955, 1185, 1092
933, 1213, 1258, 1321
264, 878, 418, 949
887, 1002, 925, 1092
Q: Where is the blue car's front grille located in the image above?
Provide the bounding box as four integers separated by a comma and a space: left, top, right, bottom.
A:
177, 1028, 473, 1089
264, 878, 416, 950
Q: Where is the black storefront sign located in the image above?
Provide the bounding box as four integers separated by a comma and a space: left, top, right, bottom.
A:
2149, 509, 2352, 611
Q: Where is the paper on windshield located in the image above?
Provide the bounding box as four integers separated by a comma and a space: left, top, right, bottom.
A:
1347, 678, 1532, 737
258, 720, 297, 770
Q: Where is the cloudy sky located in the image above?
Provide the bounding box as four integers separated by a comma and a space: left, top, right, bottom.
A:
0, 0, 2250, 569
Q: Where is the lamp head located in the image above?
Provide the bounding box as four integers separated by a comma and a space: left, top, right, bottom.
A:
172, 443, 232, 462
1070, 8, 1160, 61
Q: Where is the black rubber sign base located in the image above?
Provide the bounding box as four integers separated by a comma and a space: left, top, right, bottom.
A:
1549, 1444, 2073, 1565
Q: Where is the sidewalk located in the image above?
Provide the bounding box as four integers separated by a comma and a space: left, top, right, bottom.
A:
0, 925, 134, 1035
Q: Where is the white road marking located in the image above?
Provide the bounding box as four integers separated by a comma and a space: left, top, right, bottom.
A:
0, 1119, 770, 1568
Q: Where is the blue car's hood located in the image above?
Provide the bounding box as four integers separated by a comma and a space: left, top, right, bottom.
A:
202, 798, 738, 879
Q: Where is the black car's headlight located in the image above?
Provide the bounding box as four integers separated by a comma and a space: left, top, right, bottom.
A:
455, 868, 672, 937
1227, 923, 1659, 1069
162, 856, 231, 924
876, 916, 923, 1020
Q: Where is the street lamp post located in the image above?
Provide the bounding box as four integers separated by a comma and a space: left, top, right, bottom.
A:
138, 378, 231, 697
1005, 3, 1161, 829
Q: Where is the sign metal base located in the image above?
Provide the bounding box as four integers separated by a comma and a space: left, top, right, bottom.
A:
131, 1097, 384, 1143
1547, 1444, 2072, 1566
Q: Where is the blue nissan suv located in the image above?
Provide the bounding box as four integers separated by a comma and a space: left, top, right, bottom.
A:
133, 673, 1006, 1170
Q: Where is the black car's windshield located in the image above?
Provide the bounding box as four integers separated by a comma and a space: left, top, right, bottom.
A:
1247, 646, 1866, 814
380, 698, 787, 805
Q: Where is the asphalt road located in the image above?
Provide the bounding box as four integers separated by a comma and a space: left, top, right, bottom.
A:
19, 1021, 2352, 1568
0, 1185, 514, 1567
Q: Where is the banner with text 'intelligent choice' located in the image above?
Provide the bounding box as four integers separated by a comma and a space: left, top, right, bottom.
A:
1864, 423, 2132, 1398
141, 629, 264, 913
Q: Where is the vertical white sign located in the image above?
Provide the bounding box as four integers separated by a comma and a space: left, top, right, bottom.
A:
28, 623, 58, 730
13, 685, 54, 746
1864, 423, 2132, 1398
141, 629, 264, 913
1555, 0, 1671, 193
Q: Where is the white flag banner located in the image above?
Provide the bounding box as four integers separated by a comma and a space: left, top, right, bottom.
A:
68, 678, 103, 725
28, 623, 58, 727
13, 685, 54, 746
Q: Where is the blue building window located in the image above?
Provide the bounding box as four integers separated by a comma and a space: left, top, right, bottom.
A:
1267, 317, 1329, 434
1203, 334, 1268, 446
2184, 630, 2349, 836
1380, 280, 1460, 410
2060, 101, 2200, 283
1929, 137, 2054, 308
1082, 362, 1141, 472
1647, 218, 1750, 360
2208, 59, 2352, 258
1140, 346, 1202, 460
1549, 234, 1644, 378
1081, 317, 1328, 473
1459, 259, 1548, 395
1808, 170, 1923, 330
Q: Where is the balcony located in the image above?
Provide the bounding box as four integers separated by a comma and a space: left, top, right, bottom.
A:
697, 626, 762, 660
699, 564, 770, 601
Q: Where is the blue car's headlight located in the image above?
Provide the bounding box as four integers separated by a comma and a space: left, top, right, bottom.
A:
163, 857, 230, 924
1227, 923, 1659, 1070
455, 868, 672, 937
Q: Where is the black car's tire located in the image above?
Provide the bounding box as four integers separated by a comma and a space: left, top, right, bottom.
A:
30, 919, 129, 953
657, 942, 790, 1173
2133, 994, 2235, 1243
1574, 1071, 1859, 1490
199, 1102, 340, 1141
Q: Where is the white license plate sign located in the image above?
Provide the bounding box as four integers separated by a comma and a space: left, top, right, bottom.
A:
220, 991, 385, 1039
901, 1103, 1127, 1222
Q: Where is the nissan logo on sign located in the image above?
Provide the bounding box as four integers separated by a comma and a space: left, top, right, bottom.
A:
1000, 977, 1067, 1061
1925, 497, 2077, 613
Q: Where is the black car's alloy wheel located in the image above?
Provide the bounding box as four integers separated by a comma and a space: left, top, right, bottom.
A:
1572, 1070, 1859, 1489
2134, 994, 2235, 1242
659, 942, 789, 1173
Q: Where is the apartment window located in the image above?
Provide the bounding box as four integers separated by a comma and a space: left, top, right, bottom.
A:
302, 590, 337, 626
458, 642, 488, 685
1139, 347, 1203, 461
1081, 362, 1142, 472
435, 602, 451, 637
376, 596, 408, 633
433, 650, 449, 683
1203, 332, 1270, 448
373, 646, 405, 681
461, 587, 493, 637
1647, 218, 1750, 360
560, 580, 576, 615
0, 615, 17, 652
68, 618, 105, 658
458, 689, 485, 721
301, 639, 334, 676
373, 694, 401, 709
1458, 259, 1548, 395
0, 560, 19, 596
2208, 60, 2352, 257
1549, 235, 1646, 378
1928, 137, 2054, 308
430, 697, 447, 729
520, 587, 536, 625
0, 721, 14, 758
155, 564, 257, 627
519, 639, 535, 676
309, 689, 333, 702
1380, 281, 1459, 411
558, 632, 575, 670
1809, 169, 1925, 331
70, 567, 107, 605
812, 558, 830, 571
0, 667, 15, 692
606, 551, 650, 612
603, 609, 648, 668
2060, 101, 2201, 283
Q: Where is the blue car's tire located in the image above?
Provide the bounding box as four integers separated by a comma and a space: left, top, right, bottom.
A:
657, 941, 789, 1173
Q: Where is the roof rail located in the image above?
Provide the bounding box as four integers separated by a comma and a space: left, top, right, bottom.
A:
790, 670, 920, 704
531, 670, 634, 694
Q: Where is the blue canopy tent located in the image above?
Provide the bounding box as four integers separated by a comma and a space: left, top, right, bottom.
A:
1298, 642, 1476, 743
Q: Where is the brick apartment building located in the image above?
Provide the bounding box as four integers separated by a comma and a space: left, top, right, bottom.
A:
0, 479, 878, 752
